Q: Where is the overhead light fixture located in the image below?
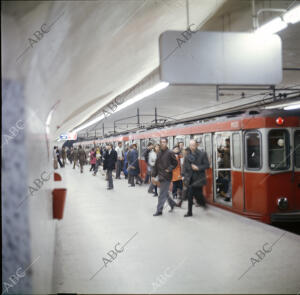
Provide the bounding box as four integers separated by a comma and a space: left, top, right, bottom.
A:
284, 103, 300, 110
116, 81, 169, 112
283, 5, 300, 24
72, 81, 169, 133
255, 17, 287, 35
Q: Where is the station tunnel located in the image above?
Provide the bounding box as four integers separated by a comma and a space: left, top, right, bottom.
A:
2, 0, 300, 294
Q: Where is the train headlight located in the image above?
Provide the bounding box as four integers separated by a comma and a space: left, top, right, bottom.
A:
277, 197, 288, 210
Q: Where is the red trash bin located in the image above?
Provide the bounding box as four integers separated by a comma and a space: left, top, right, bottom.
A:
52, 188, 67, 219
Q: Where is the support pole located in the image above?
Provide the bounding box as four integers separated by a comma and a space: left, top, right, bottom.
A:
102, 123, 104, 137
216, 85, 219, 102
137, 108, 140, 128
155, 107, 158, 125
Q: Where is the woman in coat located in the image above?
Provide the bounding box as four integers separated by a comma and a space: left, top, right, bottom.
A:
127, 144, 142, 186
89, 148, 96, 171
172, 145, 183, 199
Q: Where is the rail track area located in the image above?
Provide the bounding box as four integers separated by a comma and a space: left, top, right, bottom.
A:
52, 165, 300, 294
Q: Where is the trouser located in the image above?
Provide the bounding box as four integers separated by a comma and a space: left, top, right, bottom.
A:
79, 161, 84, 173
90, 164, 95, 171
57, 156, 63, 168
73, 159, 77, 169
62, 157, 66, 166
172, 180, 183, 198
156, 181, 177, 213
144, 165, 151, 184
187, 186, 206, 214
116, 159, 122, 178
148, 182, 158, 194
107, 169, 113, 188
94, 159, 101, 174
129, 175, 142, 186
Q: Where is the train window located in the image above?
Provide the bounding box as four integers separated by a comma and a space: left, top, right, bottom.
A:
174, 135, 185, 148
140, 139, 147, 159
295, 131, 300, 168
204, 134, 212, 164
191, 134, 204, 151
268, 129, 290, 170
245, 131, 261, 169
232, 133, 241, 168
168, 136, 173, 149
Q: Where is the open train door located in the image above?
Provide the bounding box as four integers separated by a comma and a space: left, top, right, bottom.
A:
212, 132, 233, 207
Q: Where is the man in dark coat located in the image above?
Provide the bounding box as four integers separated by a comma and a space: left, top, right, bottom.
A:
183, 139, 210, 217
127, 144, 142, 187
152, 138, 179, 216
78, 145, 87, 173
103, 143, 117, 190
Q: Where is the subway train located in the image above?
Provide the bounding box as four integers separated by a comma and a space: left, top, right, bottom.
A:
74, 109, 300, 224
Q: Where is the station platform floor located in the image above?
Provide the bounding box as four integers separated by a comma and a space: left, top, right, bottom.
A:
52, 164, 300, 294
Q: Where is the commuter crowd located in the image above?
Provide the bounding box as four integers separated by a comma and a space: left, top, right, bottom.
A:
53, 137, 210, 217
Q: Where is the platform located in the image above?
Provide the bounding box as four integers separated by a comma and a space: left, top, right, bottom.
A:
52, 164, 300, 294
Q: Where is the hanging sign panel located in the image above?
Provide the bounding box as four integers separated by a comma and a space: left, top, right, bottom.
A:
159, 31, 282, 85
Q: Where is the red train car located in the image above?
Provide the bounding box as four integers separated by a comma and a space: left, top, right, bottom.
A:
78, 110, 300, 224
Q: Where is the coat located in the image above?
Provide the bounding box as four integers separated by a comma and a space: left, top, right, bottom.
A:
90, 151, 96, 164
172, 154, 182, 182
152, 148, 178, 182
127, 149, 140, 176
103, 149, 117, 170
182, 149, 209, 187
78, 148, 86, 164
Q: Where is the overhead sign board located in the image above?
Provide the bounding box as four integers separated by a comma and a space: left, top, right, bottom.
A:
60, 132, 77, 140
159, 31, 282, 85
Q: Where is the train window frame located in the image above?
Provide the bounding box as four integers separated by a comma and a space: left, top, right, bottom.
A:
232, 132, 241, 169
244, 130, 262, 171
140, 138, 148, 159
204, 133, 212, 166
268, 129, 290, 171
295, 130, 300, 168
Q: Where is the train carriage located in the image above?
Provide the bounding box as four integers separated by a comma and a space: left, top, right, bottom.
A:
76, 110, 300, 224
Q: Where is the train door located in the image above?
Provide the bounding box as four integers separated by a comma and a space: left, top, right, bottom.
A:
203, 133, 213, 202
213, 132, 232, 206
294, 129, 300, 209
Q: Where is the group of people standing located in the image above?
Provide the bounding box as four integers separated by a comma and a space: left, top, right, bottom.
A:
53, 137, 210, 217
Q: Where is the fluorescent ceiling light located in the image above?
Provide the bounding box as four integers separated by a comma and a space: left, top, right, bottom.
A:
283, 5, 300, 24
255, 17, 287, 35
116, 81, 169, 113
72, 81, 169, 133
284, 103, 300, 110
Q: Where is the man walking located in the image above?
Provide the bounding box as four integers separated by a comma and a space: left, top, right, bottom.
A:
78, 145, 86, 173
103, 143, 117, 190
115, 142, 124, 179
183, 139, 210, 217
152, 138, 179, 216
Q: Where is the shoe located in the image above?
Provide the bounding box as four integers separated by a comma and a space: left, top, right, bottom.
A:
153, 212, 162, 216
107, 187, 113, 190
177, 200, 183, 208
153, 193, 158, 197
224, 197, 230, 202
129, 184, 135, 187
184, 213, 193, 217
169, 206, 174, 212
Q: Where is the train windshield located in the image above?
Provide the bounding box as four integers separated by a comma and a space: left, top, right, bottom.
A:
268, 129, 290, 170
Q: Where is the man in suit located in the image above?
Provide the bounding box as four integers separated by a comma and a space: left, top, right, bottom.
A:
182, 139, 210, 217
152, 138, 179, 216
103, 143, 117, 190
